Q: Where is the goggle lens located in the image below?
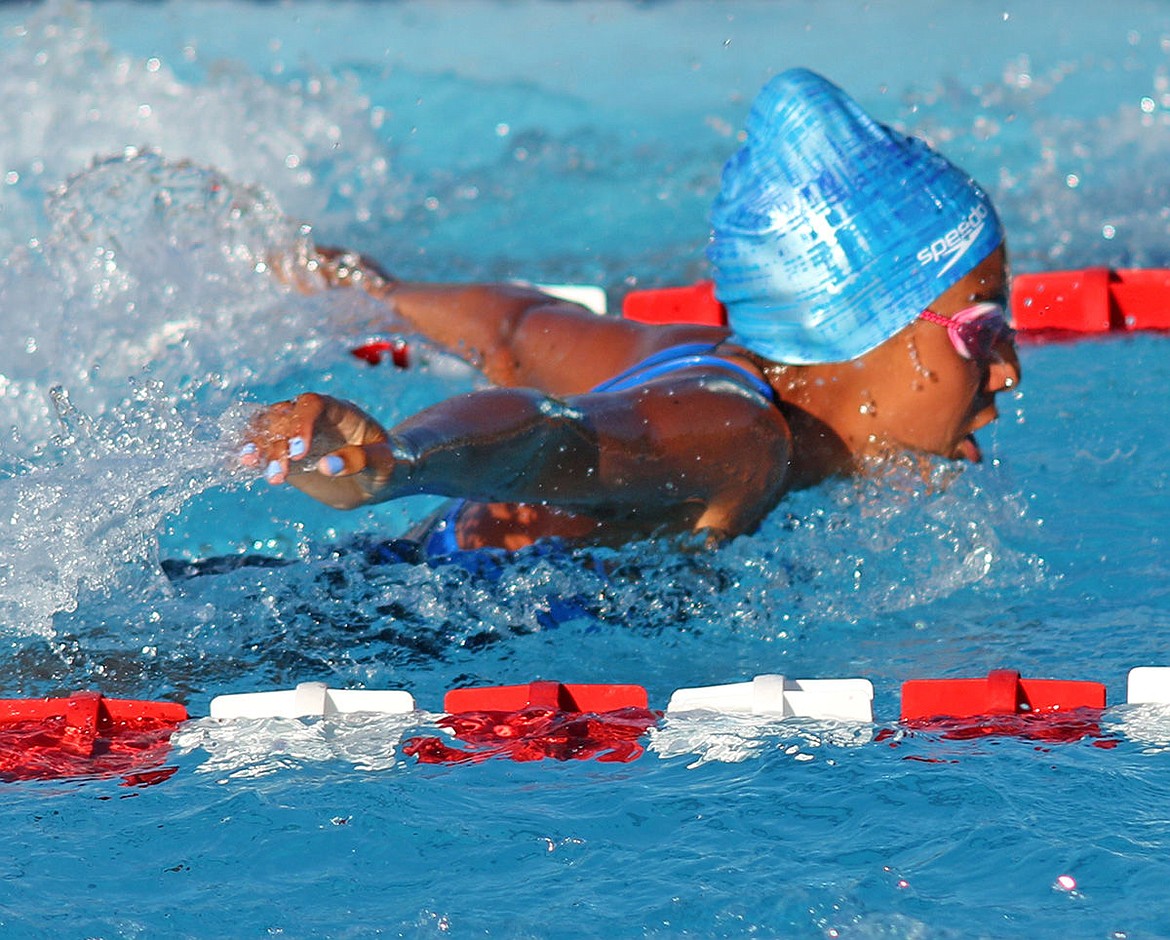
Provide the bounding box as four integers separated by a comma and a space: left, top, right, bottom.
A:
919, 303, 1014, 362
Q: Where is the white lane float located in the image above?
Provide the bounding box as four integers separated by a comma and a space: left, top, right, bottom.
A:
666, 674, 874, 722
1126, 667, 1170, 704
209, 681, 415, 719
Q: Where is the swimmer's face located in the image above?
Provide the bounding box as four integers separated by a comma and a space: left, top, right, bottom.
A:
824, 244, 1020, 464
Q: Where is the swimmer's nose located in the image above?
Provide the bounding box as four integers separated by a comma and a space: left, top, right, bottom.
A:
985, 335, 1021, 394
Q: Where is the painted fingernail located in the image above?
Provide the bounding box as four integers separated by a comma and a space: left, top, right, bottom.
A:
288, 436, 307, 459
320, 455, 344, 476
238, 443, 258, 463
265, 460, 283, 482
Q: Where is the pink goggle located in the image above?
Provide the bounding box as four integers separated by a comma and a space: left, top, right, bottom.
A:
918, 302, 1015, 363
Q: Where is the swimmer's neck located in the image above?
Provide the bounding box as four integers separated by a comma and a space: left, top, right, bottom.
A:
725, 351, 854, 489
777, 404, 854, 490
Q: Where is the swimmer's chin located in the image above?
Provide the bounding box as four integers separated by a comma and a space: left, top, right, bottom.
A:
951, 433, 983, 464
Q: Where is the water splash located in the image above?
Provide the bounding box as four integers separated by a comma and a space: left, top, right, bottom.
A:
649, 713, 873, 768
898, 52, 1170, 272
0, 151, 344, 450
0, 0, 406, 249
719, 456, 1049, 630
0, 383, 244, 637
0, 150, 391, 637
173, 712, 423, 779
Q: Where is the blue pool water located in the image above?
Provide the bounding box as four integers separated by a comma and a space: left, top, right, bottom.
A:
2, 0, 1170, 935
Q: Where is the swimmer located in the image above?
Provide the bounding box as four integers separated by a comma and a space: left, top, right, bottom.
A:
242, 68, 1020, 552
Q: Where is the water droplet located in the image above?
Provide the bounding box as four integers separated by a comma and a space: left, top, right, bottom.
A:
906, 337, 936, 380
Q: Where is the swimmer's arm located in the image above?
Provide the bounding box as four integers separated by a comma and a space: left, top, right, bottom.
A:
246, 382, 792, 535
385, 281, 730, 396
308, 249, 725, 395
383, 282, 642, 393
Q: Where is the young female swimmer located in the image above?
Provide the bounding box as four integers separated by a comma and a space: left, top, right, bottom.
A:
242, 68, 1020, 553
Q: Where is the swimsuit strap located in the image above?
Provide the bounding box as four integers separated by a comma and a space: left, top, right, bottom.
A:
423, 499, 464, 558
592, 342, 717, 390
593, 343, 776, 401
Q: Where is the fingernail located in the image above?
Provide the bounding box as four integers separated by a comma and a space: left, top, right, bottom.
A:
265, 460, 283, 482
238, 443, 258, 463
320, 455, 344, 476
288, 436, 307, 459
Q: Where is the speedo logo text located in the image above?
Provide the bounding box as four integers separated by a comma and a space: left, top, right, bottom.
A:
916, 203, 991, 277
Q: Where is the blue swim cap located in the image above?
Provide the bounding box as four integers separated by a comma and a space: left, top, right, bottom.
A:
707, 68, 1003, 364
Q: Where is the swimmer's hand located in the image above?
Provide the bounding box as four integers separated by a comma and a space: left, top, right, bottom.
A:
274, 245, 396, 299
240, 393, 400, 509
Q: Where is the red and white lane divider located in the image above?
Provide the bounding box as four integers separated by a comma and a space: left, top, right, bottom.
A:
6, 668, 1170, 783
351, 269, 1170, 372
616, 270, 1170, 333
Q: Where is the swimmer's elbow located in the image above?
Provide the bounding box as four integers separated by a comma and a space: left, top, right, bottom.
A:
696, 421, 793, 537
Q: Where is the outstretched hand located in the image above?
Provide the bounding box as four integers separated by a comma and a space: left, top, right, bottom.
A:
273, 245, 397, 299
240, 392, 399, 509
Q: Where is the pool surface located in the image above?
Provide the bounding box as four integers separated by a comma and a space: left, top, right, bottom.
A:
2, 1, 1170, 936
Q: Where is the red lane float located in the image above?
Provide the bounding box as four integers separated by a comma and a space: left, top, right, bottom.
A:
0, 693, 187, 785
403, 681, 658, 765
1011, 268, 1170, 332
897, 669, 1110, 745
620, 271, 1170, 334
350, 338, 409, 367
900, 669, 1105, 720
622, 281, 724, 326
443, 680, 648, 714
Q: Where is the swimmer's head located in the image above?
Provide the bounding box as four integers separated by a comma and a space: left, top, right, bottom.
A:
707, 68, 1003, 365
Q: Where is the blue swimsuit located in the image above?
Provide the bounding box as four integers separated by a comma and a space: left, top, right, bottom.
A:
420, 343, 776, 559
587, 342, 776, 397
